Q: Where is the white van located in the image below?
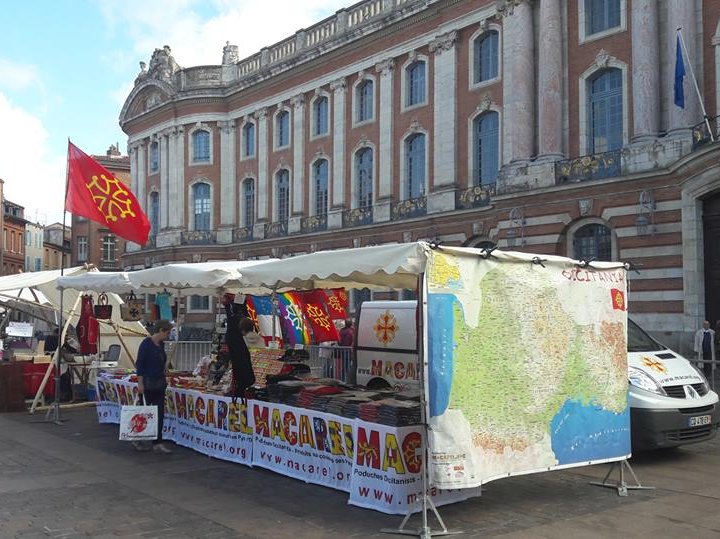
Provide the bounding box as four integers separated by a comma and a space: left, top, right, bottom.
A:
355, 301, 719, 450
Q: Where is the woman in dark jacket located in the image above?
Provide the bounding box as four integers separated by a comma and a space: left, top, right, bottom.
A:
227, 317, 256, 398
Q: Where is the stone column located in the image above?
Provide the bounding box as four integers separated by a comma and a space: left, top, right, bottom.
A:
167, 127, 186, 230
174, 127, 185, 228
290, 94, 305, 234
429, 30, 458, 214
255, 108, 269, 238
375, 59, 394, 223
329, 78, 346, 229
129, 144, 138, 199
666, 0, 698, 135
136, 142, 147, 213
631, 0, 660, 142
218, 120, 236, 243
501, 0, 535, 163
538, 0, 563, 159
713, 27, 720, 120
159, 134, 169, 229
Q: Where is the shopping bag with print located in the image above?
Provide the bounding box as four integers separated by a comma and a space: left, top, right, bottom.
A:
119, 396, 158, 441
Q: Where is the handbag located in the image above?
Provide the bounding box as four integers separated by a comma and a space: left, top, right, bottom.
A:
119, 395, 158, 441
94, 292, 113, 320
120, 291, 144, 322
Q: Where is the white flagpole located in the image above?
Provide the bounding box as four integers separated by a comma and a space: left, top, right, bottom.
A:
677, 27, 715, 141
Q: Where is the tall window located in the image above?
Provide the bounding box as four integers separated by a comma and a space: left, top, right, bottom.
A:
34, 258, 41, 271
101, 236, 116, 262
585, 0, 621, 35
473, 31, 499, 84
276, 110, 290, 148
77, 236, 88, 262
406, 61, 426, 107
276, 170, 290, 223
149, 192, 160, 236
588, 69, 623, 153
192, 182, 211, 231
355, 148, 373, 209
357, 80, 374, 123
573, 223, 613, 261
243, 179, 255, 228
243, 122, 256, 157
473, 111, 500, 185
313, 96, 329, 136
405, 133, 426, 199
149, 141, 159, 172
192, 130, 210, 162
313, 159, 329, 216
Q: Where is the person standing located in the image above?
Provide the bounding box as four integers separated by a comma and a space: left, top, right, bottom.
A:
135, 320, 172, 454
339, 319, 355, 347
694, 320, 716, 380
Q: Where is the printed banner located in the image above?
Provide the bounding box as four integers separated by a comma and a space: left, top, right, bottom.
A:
425, 249, 631, 490
348, 422, 481, 513
96, 378, 138, 424
251, 401, 354, 492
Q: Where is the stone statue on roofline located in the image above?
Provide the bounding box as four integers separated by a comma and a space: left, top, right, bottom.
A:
135, 45, 181, 85
222, 41, 239, 65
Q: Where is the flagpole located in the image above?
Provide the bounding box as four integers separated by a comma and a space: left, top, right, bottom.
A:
677, 27, 715, 141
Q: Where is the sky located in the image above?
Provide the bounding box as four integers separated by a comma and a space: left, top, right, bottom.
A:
0, 0, 348, 225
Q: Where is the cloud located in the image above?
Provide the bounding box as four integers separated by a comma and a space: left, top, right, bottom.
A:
0, 93, 66, 224
0, 59, 42, 92
99, 0, 349, 74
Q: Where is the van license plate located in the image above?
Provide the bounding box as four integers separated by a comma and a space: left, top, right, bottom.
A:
688, 415, 712, 427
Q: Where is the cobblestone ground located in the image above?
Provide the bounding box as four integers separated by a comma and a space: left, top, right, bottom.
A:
1, 408, 719, 538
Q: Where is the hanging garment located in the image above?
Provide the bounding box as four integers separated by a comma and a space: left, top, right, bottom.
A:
155, 292, 173, 321
77, 295, 99, 354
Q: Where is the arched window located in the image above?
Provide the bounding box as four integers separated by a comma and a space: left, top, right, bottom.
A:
192, 182, 211, 231
405, 133, 426, 199
355, 148, 373, 209
587, 68, 623, 153
356, 80, 374, 123
313, 96, 329, 136
149, 141, 159, 172
276, 110, 290, 148
585, 0, 621, 36
473, 31, 499, 84
276, 170, 290, 223
149, 192, 160, 235
242, 179, 255, 228
573, 223, 613, 261
406, 61, 426, 107
243, 122, 256, 157
473, 111, 500, 185
192, 130, 210, 163
313, 159, 329, 216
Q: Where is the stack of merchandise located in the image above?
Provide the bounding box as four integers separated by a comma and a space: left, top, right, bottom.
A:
296, 384, 344, 411
376, 398, 422, 426
267, 380, 305, 403
358, 400, 382, 423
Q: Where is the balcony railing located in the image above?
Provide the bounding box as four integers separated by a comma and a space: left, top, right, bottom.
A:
456, 183, 496, 210
343, 207, 373, 227
181, 230, 217, 245
391, 196, 427, 221
301, 214, 328, 233
265, 221, 288, 239
555, 149, 622, 184
692, 115, 720, 150
233, 227, 254, 243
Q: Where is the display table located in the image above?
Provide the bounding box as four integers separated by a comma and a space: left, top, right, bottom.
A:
95, 374, 480, 514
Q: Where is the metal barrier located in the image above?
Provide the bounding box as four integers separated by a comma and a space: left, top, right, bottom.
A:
165, 341, 212, 372
304, 345, 354, 384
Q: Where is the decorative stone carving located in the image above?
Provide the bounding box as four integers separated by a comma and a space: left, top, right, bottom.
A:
594, 49, 613, 69
407, 50, 418, 62
222, 41, 239, 65
479, 18, 489, 32
477, 93, 492, 113
408, 119, 422, 133
472, 221, 485, 235
291, 94, 306, 109
135, 45, 180, 85
254, 107, 268, 120
375, 59, 394, 76
579, 199, 593, 216
330, 78, 347, 93
218, 120, 236, 134
429, 31, 458, 55
191, 253, 203, 263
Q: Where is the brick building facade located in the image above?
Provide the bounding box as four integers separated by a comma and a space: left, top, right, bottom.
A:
70, 145, 129, 270
119, 0, 720, 351
2, 200, 26, 276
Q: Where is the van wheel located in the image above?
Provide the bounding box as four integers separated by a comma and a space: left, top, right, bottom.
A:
367, 378, 392, 391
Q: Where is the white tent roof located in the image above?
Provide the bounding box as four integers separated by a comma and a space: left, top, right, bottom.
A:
0, 267, 86, 292
237, 243, 429, 292
57, 259, 276, 294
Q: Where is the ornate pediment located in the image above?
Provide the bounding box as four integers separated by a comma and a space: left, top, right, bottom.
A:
128, 86, 171, 116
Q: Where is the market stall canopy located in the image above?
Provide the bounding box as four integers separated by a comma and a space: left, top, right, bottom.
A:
57, 259, 277, 295
237, 242, 429, 292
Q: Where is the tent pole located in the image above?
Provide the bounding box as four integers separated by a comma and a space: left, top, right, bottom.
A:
30, 293, 81, 414
111, 322, 137, 367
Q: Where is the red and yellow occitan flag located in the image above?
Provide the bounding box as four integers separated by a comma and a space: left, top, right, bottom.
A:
65, 141, 150, 245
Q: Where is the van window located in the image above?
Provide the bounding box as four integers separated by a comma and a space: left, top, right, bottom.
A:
627, 319, 663, 352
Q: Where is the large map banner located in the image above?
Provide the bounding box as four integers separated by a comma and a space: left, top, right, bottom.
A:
425, 248, 631, 489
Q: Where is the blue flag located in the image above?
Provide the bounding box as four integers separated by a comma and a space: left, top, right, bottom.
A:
674, 35, 686, 109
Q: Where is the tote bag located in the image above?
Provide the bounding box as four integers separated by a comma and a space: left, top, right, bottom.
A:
119, 396, 158, 441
